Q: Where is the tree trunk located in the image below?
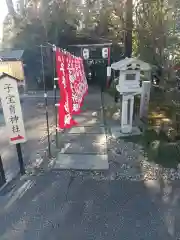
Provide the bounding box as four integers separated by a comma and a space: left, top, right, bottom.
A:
6, 0, 16, 18
125, 0, 133, 58
19, 0, 25, 15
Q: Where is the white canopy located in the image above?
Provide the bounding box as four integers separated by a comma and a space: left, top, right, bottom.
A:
111, 58, 151, 71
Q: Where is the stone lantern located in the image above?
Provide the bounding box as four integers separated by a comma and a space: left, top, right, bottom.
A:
111, 58, 151, 135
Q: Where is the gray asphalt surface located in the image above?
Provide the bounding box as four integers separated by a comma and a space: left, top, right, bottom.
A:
0, 94, 55, 182
0, 171, 175, 240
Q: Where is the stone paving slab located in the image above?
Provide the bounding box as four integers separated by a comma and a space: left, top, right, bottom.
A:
54, 153, 109, 170
57, 134, 107, 154
66, 126, 105, 134
73, 115, 103, 126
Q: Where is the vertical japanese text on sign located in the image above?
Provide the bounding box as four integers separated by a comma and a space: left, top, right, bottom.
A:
0, 74, 26, 144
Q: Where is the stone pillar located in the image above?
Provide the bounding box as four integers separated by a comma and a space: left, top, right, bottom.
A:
129, 95, 134, 127
121, 94, 134, 133
144, 70, 151, 81
139, 81, 151, 119
121, 95, 128, 132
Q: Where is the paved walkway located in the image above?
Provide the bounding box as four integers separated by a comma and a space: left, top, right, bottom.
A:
53, 87, 109, 170
0, 87, 178, 239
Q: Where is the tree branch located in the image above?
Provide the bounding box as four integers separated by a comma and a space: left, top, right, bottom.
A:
6, 0, 17, 20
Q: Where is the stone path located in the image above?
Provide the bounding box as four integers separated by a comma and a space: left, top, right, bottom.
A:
53, 88, 109, 170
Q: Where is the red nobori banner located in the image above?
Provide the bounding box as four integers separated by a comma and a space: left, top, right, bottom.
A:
56, 48, 88, 129
56, 48, 77, 129
67, 55, 88, 114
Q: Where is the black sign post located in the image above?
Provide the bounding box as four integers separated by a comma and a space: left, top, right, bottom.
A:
0, 155, 6, 186
16, 143, 25, 175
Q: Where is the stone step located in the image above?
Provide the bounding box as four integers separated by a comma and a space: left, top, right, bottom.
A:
54, 153, 109, 170
73, 115, 103, 126
57, 134, 107, 155
63, 126, 105, 134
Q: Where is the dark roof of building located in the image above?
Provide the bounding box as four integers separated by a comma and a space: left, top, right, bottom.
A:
0, 50, 24, 60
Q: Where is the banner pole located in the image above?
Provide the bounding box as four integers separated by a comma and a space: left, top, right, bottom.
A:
107, 47, 111, 89
52, 45, 58, 147
40, 45, 51, 157
0, 155, 6, 184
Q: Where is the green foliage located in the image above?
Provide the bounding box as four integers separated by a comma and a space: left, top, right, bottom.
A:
3, 0, 180, 90
3, 0, 126, 50
134, 0, 180, 80
2, 0, 126, 89
3, 0, 81, 49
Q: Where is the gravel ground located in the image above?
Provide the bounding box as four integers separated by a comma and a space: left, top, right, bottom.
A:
83, 92, 180, 182
105, 136, 180, 181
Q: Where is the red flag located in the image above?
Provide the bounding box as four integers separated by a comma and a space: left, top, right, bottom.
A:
70, 56, 88, 114
56, 48, 88, 129
56, 49, 77, 129
65, 55, 86, 115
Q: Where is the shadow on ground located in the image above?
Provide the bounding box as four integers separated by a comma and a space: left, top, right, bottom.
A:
0, 170, 175, 240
